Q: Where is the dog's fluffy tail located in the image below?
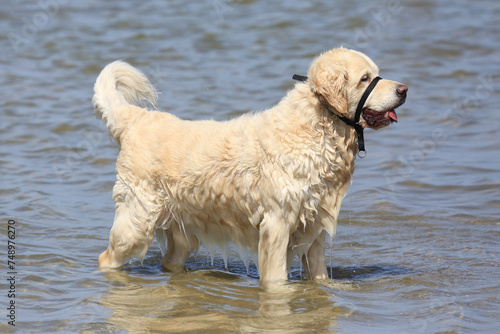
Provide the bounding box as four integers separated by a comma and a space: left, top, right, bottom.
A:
93, 61, 158, 144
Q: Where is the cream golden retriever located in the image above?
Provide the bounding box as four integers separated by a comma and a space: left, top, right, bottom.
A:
93, 47, 407, 283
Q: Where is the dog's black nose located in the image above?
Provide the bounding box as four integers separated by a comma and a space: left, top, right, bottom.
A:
396, 84, 408, 97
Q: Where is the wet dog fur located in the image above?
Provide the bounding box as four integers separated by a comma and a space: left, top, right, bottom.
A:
93, 48, 407, 283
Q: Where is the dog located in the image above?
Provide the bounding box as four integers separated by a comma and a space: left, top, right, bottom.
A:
93, 47, 407, 283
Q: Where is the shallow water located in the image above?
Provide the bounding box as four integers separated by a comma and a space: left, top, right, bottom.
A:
1, 0, 499, 333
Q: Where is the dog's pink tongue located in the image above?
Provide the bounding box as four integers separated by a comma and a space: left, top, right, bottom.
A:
388, 111, 398, 123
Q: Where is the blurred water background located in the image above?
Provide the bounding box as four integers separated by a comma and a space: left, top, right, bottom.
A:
1, 0, 499, 333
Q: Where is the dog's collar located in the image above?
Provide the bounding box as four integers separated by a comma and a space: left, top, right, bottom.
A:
292, 74, 382, 158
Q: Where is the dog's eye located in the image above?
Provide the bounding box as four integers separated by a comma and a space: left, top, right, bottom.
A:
360, 75, 369, 83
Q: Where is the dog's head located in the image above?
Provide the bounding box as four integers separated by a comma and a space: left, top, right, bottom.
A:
308, 48, 407, 129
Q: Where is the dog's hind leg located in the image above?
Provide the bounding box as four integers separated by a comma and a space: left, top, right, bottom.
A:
161, 221, 199, 272
98, 205, 155, 268
98, 180, 157, 269
155, 210, 174, 257
155, 228, 167, 257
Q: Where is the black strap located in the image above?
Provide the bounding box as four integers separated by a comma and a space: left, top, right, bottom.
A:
292, 74, 308, 82
354, 76, 382, 124
349, 76, 382, 155
292, 74, 382, 156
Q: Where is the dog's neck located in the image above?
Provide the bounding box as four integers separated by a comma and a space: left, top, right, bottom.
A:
314, 94, 358, 172
272, 84, 358, 169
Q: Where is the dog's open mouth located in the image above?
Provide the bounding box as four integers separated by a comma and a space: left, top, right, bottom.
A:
362, 108, 398, 129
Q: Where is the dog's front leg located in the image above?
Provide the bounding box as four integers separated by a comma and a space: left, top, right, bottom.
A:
258, 213, 290, 283
302, 230, 329, 280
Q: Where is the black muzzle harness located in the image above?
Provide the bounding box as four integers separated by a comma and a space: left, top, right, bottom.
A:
292, 74, 382, 158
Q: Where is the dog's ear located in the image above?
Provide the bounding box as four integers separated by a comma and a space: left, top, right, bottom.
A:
309, 62, 348, 115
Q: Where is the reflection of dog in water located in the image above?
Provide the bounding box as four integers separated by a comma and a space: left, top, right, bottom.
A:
93, 47, 407, 283
100, 270, 347, 331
